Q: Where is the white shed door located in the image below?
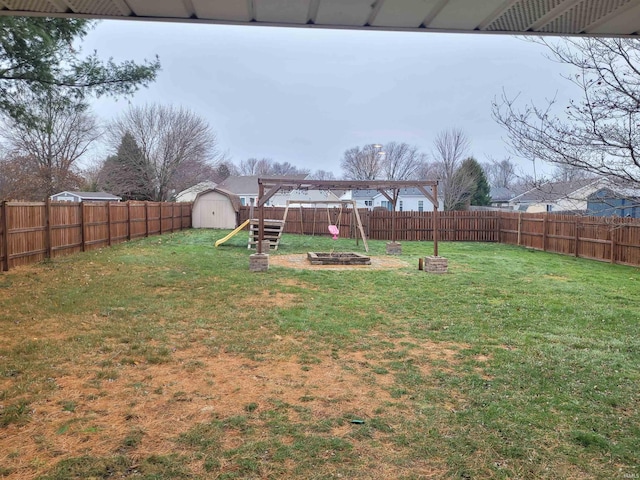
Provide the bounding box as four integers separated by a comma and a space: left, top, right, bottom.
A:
199, 199, 235, 228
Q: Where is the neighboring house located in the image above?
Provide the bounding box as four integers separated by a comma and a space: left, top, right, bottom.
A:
342, 187, 442, 212
272, 187, 342, 206
50, 191, 121, 202
490, 187, 518, 209
509, 178, 604, 213
175, 181, 217, 202
191, 187, 241, 228
587, 186, 640, 218
217, 175, 337, 207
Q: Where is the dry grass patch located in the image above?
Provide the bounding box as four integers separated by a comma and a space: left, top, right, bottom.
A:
0, 333, 476, 479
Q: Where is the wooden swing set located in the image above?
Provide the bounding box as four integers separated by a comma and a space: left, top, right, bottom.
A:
282, 199, 369, 252
254, 178, 440, 256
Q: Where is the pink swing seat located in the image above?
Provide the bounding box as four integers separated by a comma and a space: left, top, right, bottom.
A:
328, 225, 339, 240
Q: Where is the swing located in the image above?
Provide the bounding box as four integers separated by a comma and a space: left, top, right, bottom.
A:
327, 203, 343, 240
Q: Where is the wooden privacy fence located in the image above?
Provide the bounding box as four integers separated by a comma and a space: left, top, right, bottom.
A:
0, 201, 192, 271
239, 206, 640, 267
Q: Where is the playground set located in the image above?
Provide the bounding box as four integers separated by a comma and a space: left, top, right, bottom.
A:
216, 178, 443, 272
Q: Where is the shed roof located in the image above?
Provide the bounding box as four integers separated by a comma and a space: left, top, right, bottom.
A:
194, 187, 242, 212
175, 181, 217, 202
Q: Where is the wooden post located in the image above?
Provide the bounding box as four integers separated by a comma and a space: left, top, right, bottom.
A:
160, 203, 164, 235
1, 201, 9, 271
391, 189, 397, 243
610, 225, 617, 264
433, 183, 439, 257
106, 202, 112, 247
145, 202, 149, 237
574, 217, 580, 257
80, 201, 85, 252
258, 183, 265, 254
45, 198, 52, 259
542, 214, 548, 251
127, 201, 132, 241
497, 212, 502, 244
171, 203, 175, 233
517, 212, 522, 246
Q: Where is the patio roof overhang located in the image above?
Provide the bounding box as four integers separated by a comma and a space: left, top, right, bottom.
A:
2, 0, 640, 37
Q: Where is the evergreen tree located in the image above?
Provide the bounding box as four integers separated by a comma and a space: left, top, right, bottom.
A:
451, 157, 492, 210
465, 158, 491, 206
0, 16, 160, 124
100, 133, 154, 201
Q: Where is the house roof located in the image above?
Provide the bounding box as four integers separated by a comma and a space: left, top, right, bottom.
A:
3, 1, 640, 37
52, 191, 121, 201
353, 187, 434, 199
218, 175, 308, 195
511, 178, 600, 204
490, 187, 517, 203
588, 186, 640, 199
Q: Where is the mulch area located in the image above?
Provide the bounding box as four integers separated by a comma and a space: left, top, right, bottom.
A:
269, 253, 411, 270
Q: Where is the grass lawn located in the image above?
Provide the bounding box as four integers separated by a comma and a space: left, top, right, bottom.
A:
0, 229, 638, 479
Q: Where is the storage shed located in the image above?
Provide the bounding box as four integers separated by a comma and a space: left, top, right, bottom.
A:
192, 188, 241, 229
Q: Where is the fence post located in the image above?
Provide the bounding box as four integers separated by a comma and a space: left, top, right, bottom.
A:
80, 202, 85, 252
542, 214, 548, 251
160, 203, 164, 234
45, 198, 52, 260
517, 212, 522, 246
145, 202, 149, 237
574, 217, 580, 257
171, 203, 175, 233
611, 225, 617, 264
1, 201, 8, 271
127, 201, 131, 241
106, 202, 112, 247
497, 212, 502, 244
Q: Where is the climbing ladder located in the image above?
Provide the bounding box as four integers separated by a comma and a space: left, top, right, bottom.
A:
247, 219, 285, 251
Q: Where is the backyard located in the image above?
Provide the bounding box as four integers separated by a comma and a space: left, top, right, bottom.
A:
0, 230, 638, 479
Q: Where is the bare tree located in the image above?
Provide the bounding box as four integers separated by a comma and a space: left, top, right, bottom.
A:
432, 128, 474, 210
271, 161, 310, 176
237, 158, 308, 177
381, 142, 427, 180
239, 158, 263, 175
108, 104, 218, 201
553, 163, 595, 182
1, 89, 100, 199
482, 157, 517, 188
309, 169, 336, 180
493, 37, 640, 187
341, 144, 384, 180
414, 161, 441, 180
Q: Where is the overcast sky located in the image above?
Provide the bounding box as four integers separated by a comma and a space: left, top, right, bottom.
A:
83, 19, 578, 179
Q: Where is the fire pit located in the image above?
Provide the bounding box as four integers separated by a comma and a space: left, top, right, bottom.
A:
307, 252, 371, 265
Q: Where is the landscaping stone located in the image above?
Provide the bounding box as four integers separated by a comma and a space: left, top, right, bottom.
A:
386, 242, 402, 255
249, 253, 269, 272
424, 255, 448, 273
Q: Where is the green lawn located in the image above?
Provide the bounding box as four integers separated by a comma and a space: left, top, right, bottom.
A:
0, 229, 638, 479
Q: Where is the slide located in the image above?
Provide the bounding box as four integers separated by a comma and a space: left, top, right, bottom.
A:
215, 219, 251, 247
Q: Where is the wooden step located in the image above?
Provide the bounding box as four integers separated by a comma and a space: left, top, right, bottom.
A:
248, 219, 285, 251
